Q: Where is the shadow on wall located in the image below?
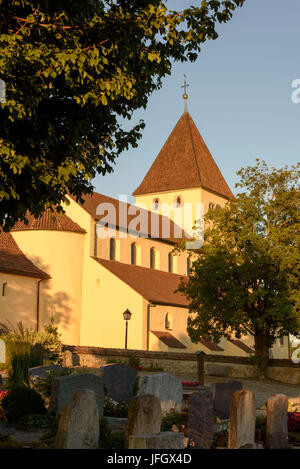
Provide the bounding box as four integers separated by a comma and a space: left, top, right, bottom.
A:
31, 255, 73, 331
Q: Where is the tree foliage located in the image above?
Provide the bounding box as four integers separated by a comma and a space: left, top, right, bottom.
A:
0, 0, 245, 229
178, 160, 300, 368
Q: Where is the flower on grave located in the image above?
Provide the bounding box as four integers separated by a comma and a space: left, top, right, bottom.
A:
171, 424, 179, 432
288, 412, 300, 433
0, 390, 8, 402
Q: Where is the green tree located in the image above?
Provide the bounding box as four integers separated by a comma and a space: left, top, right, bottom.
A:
178, 160, 300, 371
0, 0, 245, 230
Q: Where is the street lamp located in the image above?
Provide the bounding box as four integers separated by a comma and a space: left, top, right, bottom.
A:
123, 309, 132, 349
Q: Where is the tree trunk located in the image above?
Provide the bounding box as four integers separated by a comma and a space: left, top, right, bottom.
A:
254, 331, 270, 373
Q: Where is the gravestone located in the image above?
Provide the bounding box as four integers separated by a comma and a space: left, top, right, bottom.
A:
0, 339, 6, 363
50, 373, 104, 416
228, 389, 256, 449
125, 394, 161, 446
55, 389, 99, 449
266, 394, 289, 449
99, 363, 136, 403
211, 380, 243, 419
139, 373, 182, 414
62, 350, 73, 367
129, 432, 185, 449
28, 365, 67, 385
188, 388, 214, 449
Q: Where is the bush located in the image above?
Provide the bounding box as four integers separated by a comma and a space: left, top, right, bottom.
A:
161, 410, 182, 432
18, 413, 57, 428
0, 319, 63, 367
128, 356, 140, 368
98, 418, 125, 449
39, 319, 63, 364
1, 386, 46, 422
33, 368, 71, 398
256, 415, 267, 441
103, 397, 128, 418
7, 342, 42, 387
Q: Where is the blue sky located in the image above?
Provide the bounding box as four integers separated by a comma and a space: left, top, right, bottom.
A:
93, 0, 300, 203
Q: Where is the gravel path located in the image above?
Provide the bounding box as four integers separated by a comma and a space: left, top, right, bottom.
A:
176, 373, 300, 409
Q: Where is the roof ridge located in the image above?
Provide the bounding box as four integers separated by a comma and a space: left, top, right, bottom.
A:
186, 113, 203, 187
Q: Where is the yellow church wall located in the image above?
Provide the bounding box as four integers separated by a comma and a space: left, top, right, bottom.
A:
147, 303, 207, 353
79, 258, 145, 349
135, 187, 203, 237
0, 272, 40, 330
95, 229, 189, 276
200, 188, 229, 213
11, 230, 85, 345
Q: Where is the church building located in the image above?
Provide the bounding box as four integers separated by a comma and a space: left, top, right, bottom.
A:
0, 105, 289, 358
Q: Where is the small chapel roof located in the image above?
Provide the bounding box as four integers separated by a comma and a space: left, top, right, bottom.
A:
11, 207, 86, 234
94, 258, 189, 308
0, 231, 50, 279
133, 112, 233, 199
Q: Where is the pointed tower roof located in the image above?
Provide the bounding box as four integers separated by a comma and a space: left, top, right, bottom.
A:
133, 112, 233, 199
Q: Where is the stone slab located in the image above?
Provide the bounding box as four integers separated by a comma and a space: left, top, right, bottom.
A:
55, 389, 99, 449
128, 432, 185, 449
99, 363, 136, 403
211, 380, 243, 419
139, 373, 182, 414
50, 372, 104, 416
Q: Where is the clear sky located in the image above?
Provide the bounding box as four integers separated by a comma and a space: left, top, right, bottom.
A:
93, 0, 300, 203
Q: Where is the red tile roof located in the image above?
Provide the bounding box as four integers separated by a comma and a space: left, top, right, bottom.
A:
151, 331, 187, 349
0, 231, 50, 279
11, 208, 85, 234
198, 338, 224, 352
133, 112, 233, 199
94, 258, 189, 307
69, 192, 189, 245
229, 339, 254, 354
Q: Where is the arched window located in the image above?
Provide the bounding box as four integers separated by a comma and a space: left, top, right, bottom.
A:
109, 238, 116, 260
168, 253, 173, 273
174, 196, 182, 208
150, 247, 156, 269
187, 257, 191, 276
165, 313, 172, 330
153, 198, 160, 210
2, 282, 7, 297
131, 243, 136, 265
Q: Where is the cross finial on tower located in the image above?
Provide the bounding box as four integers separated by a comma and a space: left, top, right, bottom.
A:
181, 74, 189, 113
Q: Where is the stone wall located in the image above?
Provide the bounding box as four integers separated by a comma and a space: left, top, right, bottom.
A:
65, 345, 300, 384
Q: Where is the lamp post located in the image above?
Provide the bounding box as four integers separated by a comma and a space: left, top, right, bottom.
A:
123, 309, 132, 350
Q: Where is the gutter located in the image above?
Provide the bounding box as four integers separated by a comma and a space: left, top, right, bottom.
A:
36, 278, 47, 332
146, 302, 157, 351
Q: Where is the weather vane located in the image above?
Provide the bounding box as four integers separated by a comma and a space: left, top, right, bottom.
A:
181, 74, 189, 113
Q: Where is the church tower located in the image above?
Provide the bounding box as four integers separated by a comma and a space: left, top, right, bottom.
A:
133, 85, 233, 233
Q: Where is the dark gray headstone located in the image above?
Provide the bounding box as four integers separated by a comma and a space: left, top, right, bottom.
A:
211, 380, 243, 419
99, 363, 136, 403
50, 373, 104, 416
188, 388, 214, 449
